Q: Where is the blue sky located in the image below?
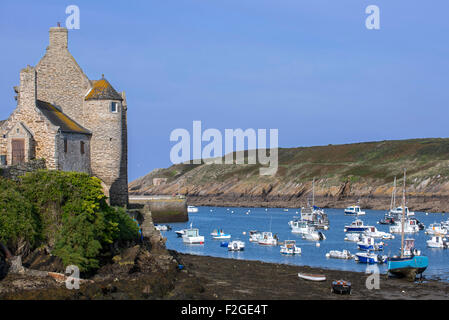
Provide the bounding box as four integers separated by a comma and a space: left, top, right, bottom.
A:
1, 1, 448, 182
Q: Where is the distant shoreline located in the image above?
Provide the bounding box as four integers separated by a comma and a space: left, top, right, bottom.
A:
181, 195, 448, 213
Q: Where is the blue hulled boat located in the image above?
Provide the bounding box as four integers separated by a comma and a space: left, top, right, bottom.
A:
387, 238, 428, 279
387, 169, 428, 280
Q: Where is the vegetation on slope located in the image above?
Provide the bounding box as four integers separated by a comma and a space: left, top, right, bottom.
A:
130, 138, 449, 192
0, 170, 139, 272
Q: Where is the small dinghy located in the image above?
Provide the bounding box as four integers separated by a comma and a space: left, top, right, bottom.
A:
298, 273, 326, 282
175, 229, 186, 237
326, 250, 354, 260
331, 280, 352, 295
220, 241, 229, 247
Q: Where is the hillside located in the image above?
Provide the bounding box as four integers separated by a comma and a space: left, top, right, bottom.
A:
129, 138, 449, 212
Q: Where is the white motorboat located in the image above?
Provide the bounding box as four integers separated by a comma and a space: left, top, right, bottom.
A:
355, 252, 387, 264
390, 206, 414, 217
344, 233, 361, 242
228, 240, 245, 251
357, 236, 384, 251
425, 223, 448, 236
182, 228, 205, 244
344, 205, 366, 216
390, 219, 420, 234
426, 236, 448, 248
297, 273, 326, 281
187, 205, 199, 213
302, 228, 326, 241
290, 220, 311, 234
258, 232, 278, 246
326, 249, 354, 259
280, 240, 301, 255
344, 219, 371, 233
363, 226, 395, 240
249, 230, 263, 242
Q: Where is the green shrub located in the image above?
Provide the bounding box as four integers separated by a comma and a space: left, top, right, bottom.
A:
0, 178, 38, 251
0, 170, 139, 272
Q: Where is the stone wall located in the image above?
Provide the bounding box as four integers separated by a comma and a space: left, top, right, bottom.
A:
128, 197, 188, 223
56, 132, 91, 173
0, 159, 46, 181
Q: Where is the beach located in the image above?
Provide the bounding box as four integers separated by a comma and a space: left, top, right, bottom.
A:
173, 252, 449, 300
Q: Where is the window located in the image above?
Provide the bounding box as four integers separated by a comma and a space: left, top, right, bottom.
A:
110, 102, 119, 113
80, 141, 85, 154
64, 137, 68, 153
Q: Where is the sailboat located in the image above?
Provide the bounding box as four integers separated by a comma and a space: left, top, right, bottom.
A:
379, 177, 398, 225
387, 169, 428, 280
300, 178, 329, 229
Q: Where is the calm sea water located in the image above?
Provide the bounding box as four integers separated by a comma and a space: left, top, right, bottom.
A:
162, 206, 449, 281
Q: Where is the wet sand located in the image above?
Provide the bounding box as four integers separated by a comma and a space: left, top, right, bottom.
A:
174, 252, 449, 300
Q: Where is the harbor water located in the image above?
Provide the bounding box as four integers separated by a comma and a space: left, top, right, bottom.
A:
162, 206, 449, 281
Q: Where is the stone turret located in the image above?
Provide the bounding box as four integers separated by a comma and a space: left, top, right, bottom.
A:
83, 77, 128, 206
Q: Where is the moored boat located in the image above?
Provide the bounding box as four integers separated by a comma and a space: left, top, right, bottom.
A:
426, 236, 448, 248
364, 226, 394, 240
425, 223, 447, 236
280, 240, 301, 255
344, 219, 371, 233
326, 250, 354, 259
187, 205, 199, 213
258, 232, 278, 246
302, 228, 326, 241
182, 228, 205, 245
228, 240, 245, 251
389, 219, 420, 234
249, 230, 262, 242
357, 236, 384, 251
344, 205, 365, 216
355, 252, 387, 264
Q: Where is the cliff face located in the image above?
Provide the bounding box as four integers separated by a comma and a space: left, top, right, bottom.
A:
129, 138, 449, 212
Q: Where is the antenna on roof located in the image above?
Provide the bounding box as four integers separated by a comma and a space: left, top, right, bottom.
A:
57, 22, 61, 27
102, 74, 105, 79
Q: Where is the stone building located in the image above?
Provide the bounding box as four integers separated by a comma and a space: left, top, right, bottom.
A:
0, 26, 128, 206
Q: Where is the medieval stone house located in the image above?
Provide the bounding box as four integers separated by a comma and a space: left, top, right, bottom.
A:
0, 26, 128, 206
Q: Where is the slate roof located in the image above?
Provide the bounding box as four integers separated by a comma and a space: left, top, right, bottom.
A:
36, 100, 91, 135
85, 77, 123, 101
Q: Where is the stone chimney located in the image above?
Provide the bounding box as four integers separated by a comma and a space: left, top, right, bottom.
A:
48, 26, 68, 49
18, 65, 37, 110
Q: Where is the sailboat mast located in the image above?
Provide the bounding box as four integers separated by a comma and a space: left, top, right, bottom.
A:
312, 178, 315, 207
400, 169, 406, 258
391, 176, 396, 210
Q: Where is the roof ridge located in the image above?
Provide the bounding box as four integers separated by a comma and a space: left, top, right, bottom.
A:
36, 100, 91, 135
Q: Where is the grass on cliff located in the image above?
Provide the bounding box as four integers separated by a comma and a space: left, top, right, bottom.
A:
131, 138, 449, 188
0, 170, 139, 272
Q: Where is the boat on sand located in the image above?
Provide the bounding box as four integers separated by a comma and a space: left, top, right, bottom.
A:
298, 273, 326, 281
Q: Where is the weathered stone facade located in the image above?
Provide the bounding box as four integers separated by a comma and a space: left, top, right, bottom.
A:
0, 26, 128, 206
